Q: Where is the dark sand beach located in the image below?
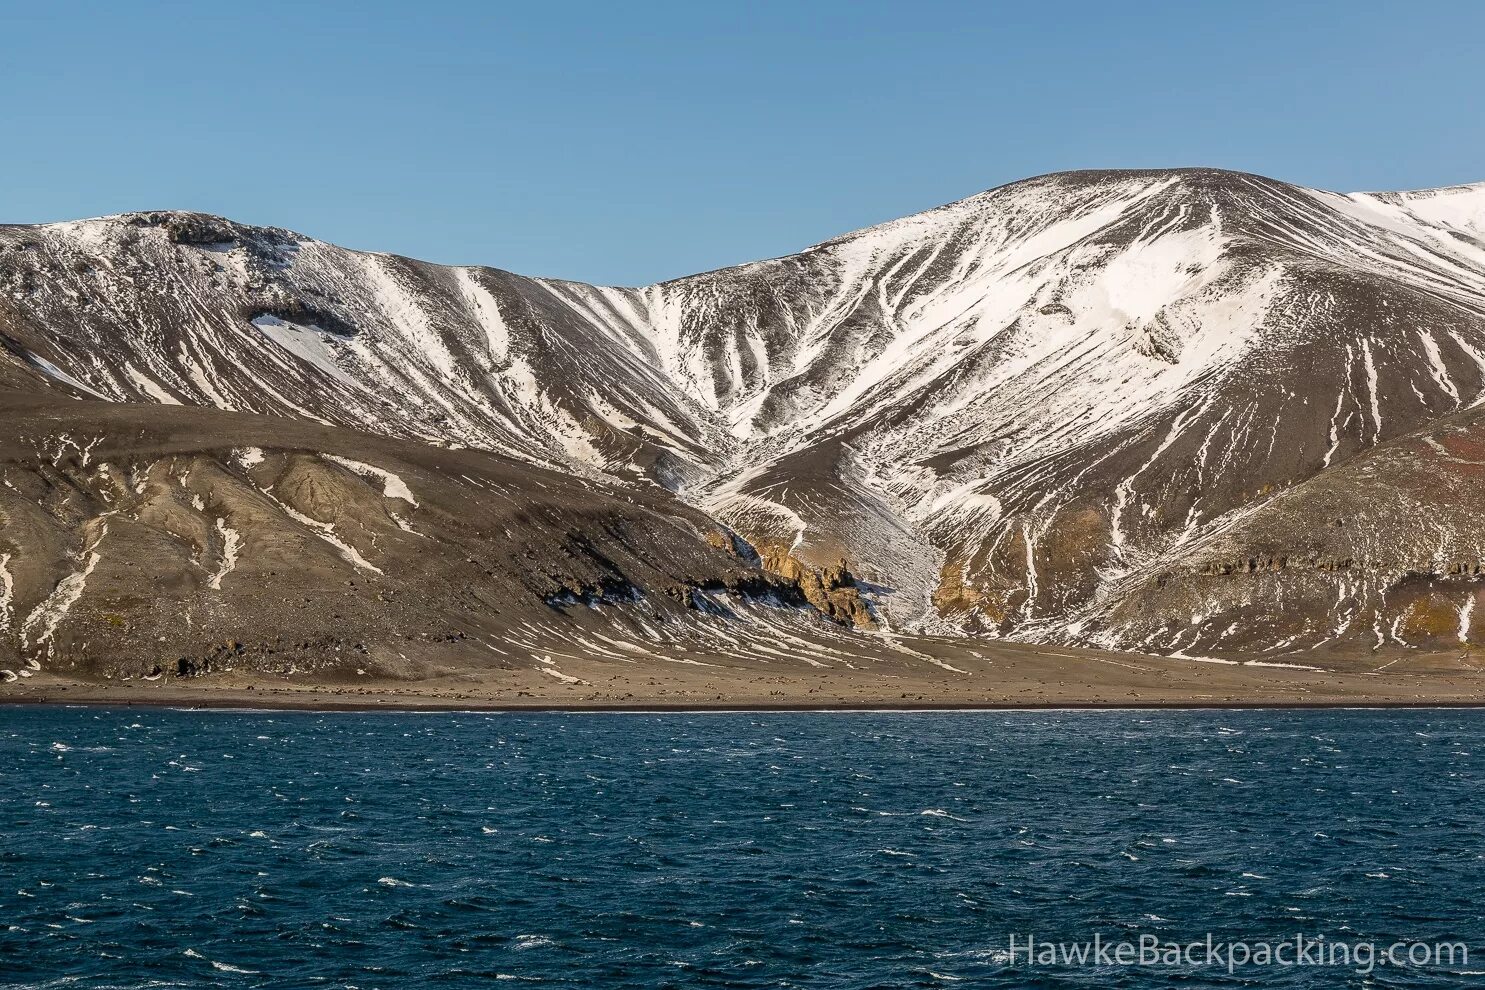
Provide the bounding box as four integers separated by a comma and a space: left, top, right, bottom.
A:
7, 638, 1483, 711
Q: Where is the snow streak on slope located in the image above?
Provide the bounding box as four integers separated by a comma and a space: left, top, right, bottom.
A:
0, 554, 13, 632
21, 523, 108, 655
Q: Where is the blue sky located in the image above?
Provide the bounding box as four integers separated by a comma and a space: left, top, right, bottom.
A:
4, 1, 1481, 285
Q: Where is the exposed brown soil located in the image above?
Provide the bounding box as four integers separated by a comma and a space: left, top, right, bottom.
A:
7, 638, 1484, 711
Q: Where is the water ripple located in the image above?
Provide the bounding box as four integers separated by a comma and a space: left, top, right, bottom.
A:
0, 708, 1480, 987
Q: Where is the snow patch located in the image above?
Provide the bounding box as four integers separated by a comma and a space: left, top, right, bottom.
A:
25, 351, 108, 399
323, 455, 419, 506
266, 497, 382, 575
252, 315, 363, 389
207, 519, 241, 591
22, 525, 107, 653
0, 553, 13, 633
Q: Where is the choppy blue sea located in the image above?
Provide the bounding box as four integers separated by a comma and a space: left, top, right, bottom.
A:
1, 707, 1481, 988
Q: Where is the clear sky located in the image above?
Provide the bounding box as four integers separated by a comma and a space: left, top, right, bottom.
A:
5, 1, 1481, 285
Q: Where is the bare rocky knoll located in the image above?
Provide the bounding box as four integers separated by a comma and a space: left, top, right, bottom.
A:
0, 393, 839, 684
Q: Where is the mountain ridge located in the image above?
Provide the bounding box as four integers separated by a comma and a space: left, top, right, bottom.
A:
5, 165, 1485, 676
29, 165, 1483, 288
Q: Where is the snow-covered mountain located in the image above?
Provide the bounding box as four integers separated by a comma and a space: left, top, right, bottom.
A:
5, 166, 1485, 665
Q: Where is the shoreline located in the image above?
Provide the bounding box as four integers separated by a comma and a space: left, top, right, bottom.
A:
7, 695, 1485, 715
8, 642, 1485, 715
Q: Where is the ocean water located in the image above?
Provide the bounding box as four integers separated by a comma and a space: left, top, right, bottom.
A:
1, 708, 1481, 988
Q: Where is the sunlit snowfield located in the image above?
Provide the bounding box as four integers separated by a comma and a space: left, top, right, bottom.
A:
1, 708, 1481, 988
